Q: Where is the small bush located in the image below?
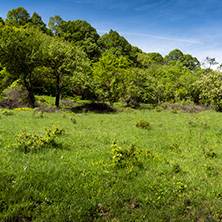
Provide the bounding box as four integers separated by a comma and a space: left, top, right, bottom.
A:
170, 109, 178, 114
136, 120, 152, 130
71, 118, 77, 124
0, 81, 29, 108
172, 163, 181, 173
155, 106, 163, 112
170, 143, 180, 150
111, 142, 151, 170
205, 148, 217, 158
128, 100, 140, 109
15, 126, 65, 152
1, 110, 14, 116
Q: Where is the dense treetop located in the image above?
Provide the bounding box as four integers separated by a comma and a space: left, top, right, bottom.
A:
0, 7, 221, 110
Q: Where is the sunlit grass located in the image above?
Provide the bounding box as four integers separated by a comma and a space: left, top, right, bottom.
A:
1, 107, 222, 221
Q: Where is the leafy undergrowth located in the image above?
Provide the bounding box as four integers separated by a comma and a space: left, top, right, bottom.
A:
1, 107, 222, 221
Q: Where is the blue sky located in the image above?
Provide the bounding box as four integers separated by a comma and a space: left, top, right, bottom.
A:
1, 0, 222, 66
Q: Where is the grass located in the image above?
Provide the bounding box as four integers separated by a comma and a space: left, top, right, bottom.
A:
1, 106, 222, 221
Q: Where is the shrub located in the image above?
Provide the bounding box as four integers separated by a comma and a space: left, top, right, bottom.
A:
111, 142, 151, 170
170, 109, 178, 114
172, 163, 181, 173
136, 120, 152, 130
1, 110, 14, 116
0, 81, 28, 108
71, 118, 77, 124
170, 143, 179, 150
155, 106, 163, 112
205, 148, 217, 158
15, 126, 65, 152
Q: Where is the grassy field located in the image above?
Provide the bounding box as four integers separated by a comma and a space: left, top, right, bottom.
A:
1, 105, 222, 221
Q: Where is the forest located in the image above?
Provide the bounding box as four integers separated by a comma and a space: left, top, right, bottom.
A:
1, 7, 222, 111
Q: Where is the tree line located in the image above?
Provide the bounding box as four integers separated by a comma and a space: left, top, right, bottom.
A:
1, 7, 222, 110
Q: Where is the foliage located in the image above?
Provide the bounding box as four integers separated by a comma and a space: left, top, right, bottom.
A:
1, 80, 28, 104
111, 142, 151, 170
165, 49, 200, 71
42, 37, 91, 107
198, 71, 222, 111
0, 26, 48, 107
137, 52, 163, 68
1, 110, 14, 116
98, 29, 138, 63
0, 7, 216, 108
6, 7, 30, 26
57, 19, 101, 61
93, 52, 131, 105
136, 119, 152, 129
15, 126, 65, 152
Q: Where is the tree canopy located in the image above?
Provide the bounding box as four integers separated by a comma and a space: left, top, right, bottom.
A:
0, 7, 221, 110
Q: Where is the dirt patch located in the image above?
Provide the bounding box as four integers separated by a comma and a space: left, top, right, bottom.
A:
162, 104, 211, 113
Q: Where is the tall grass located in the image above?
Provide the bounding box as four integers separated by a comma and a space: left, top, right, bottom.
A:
1, 107, 222, 221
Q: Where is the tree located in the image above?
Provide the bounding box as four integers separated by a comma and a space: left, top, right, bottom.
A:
122, 68, 157, 106
0, 17, 4, 25
165, 49, 183, 62
165, 49, 200, 71
93, 52, 131, 105
30, 12, 51, 34
43, 37, 91, 107
98, 30, 137, 64
0, 27, 47, 107
0, 65, 11, 94
137, 52, 163, 68
48, 15, 63, 35
6, 7, 30, 26
198, 70, 222, 111
203, 56, 218, 70
56, 19, 101, 61
179, 54, 200, 71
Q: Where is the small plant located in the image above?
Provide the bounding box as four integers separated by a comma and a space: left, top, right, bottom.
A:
14, 107, 32, 111
172, 163, 181, 173
205, 148, 217, 158
155, 106, 163, 112
173, 182, 187, 196
39, 97, 47, 104
15, 126, 65, 153
206, 164, 219, 176
136, 120, 152, 130
111, 142, 151, 170
32, 108, 44, 118
187, 115, 209, 129
71, 118, 77, 124
1, 110, 14, 116
188, 115, 199, 127
170, 143, 179, 150
170, 109, 178, 114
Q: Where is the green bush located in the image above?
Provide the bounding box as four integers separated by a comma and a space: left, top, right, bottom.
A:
155, 106, 163, 112
136, 119, 152, 129
111, 142, 151, 170
15, 126, 65, 152
170, 109, 178, 114
205, 148, 217, 158
1, 110, 14, 116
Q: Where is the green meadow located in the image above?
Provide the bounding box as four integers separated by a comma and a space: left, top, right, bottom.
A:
1, 105, 222, 221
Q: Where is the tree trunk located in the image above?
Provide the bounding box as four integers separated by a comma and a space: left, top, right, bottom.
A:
55, 76, 61, 107
24, 79, 36, 108
28, 90, 36, 108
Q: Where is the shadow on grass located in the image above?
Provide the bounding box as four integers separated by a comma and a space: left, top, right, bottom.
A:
71, 102, 116, 113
